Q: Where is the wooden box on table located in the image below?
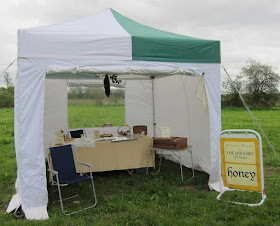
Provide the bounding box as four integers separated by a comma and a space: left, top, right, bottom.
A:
153, 137, 188, 150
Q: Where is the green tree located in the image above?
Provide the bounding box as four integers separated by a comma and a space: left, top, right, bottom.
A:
92, 88, 106, 105
112, 88, 125, 99
68, 87, 84, 99
3, 72, 13, 88
222, 75, 243, 107
0, 86, 14, 107
0, 72, 14, 107
241, 58, 280, 107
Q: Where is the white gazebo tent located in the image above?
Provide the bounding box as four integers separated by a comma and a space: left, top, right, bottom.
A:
8, 9, 221, 219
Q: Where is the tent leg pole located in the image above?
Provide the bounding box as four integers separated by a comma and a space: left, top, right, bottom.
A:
151, 77, 156, 137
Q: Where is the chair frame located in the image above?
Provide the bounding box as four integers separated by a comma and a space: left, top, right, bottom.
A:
47, 144, 97, 215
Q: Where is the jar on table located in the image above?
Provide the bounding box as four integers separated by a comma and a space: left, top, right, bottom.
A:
81, 134, 85, 143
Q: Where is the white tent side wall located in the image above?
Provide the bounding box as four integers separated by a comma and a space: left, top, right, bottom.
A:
44, 79, 68, 156
13, 59, 49, 219
203, 63, 221, 186
124, 62, 221, 183
125, 80, 154, 136
153, 75, 211, 172
152, 63, 221, 184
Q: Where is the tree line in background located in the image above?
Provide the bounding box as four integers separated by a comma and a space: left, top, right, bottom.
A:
222, 58, 280, 108
68, 87, 125, 105
1, 58, 279, 108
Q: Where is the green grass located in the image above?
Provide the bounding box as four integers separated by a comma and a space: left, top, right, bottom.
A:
222, 106, 280, 167
0, 104, 280, 225
68, 100, 125, 128
0, 108, 16, 216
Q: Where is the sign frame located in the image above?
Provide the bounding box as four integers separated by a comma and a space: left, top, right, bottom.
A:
216, 129, 266, 206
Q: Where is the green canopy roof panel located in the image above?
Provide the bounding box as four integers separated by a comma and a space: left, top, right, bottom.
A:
111, 9, 221, 64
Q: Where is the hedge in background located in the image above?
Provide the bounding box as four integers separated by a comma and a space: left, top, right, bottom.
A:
0, 86, 14, 108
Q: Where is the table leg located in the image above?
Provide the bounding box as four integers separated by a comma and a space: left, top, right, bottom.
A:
185, 147, 195, 182
190, 148, 195, 179
179, 152, 184, 183
146, 149, 151, 175
157, 150, 163, 174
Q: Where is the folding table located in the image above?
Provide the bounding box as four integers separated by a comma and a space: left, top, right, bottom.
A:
146, 145, 194, 183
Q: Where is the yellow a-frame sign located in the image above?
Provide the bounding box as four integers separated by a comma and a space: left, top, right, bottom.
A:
217, 130, 266, 206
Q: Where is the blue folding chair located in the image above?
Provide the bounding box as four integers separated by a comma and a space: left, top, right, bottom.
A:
47, 144, 97, 215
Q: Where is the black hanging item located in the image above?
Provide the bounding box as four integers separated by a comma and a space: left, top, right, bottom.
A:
104, 74, 110, 97
110, 75, 121, 84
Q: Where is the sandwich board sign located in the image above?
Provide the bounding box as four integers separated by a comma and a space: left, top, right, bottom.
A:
217, 129, 266, 206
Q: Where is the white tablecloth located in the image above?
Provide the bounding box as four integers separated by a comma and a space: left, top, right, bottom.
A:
54, 138, 95, 148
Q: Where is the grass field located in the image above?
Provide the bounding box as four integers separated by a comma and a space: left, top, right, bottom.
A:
0, 104, 280, 225
68, 99, 125, 128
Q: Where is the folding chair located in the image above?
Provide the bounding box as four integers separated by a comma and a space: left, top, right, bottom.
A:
70, 130, 86, 138
47, 144, 97, 215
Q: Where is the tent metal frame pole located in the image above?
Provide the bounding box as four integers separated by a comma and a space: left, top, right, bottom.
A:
151, 76, 156, 137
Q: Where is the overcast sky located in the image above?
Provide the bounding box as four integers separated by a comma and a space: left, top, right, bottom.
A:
1, 0, 279, 85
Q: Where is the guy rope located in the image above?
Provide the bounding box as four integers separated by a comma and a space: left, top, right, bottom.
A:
222, 64, 280, 162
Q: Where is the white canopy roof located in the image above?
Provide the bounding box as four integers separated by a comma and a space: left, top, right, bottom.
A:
18, 9, 131, 60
